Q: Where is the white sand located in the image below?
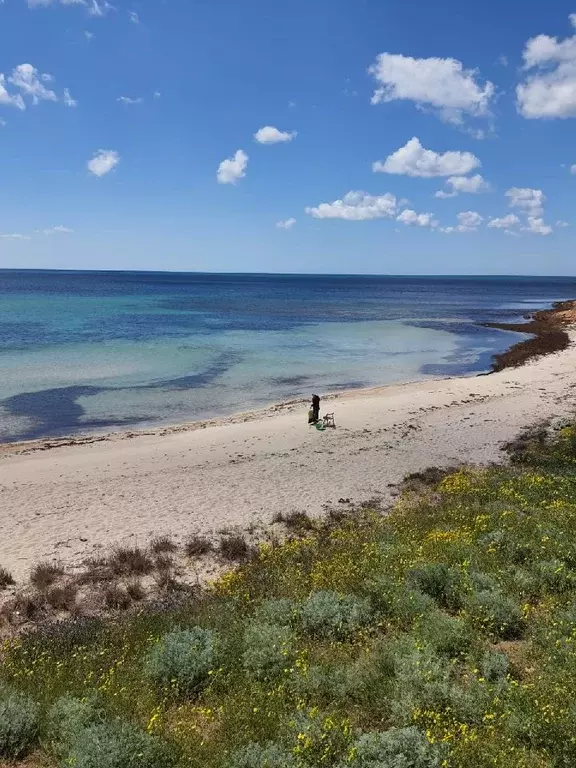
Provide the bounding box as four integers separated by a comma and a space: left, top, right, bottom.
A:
1, 336, 576, 581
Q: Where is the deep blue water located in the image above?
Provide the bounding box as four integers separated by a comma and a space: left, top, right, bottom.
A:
1, 270, 575, 442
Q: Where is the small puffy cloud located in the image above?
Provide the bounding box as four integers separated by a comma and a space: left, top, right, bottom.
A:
374, 137, 480, 178
488, 214, 520, 230
436, 174, 490, 198
570, 13, 576, 27
456, 211, 483, 231
9, 64, 57, 104
42, 225, 73, 235
0, 74, 25, 110
84, 30, 94, 40
369, 52, 495, 124
517, 16, 576, 118
442, 211, 483, 233
524, 216, 553, 235
305, 191, 398, 221
0, 233, 31, 240
153, 91, 161, 99
117, 96, 143, 105
217, 149, 248, 184
571, 164, 576, 174
556, 220, 570, 227
276, 218, 296, 229
505, 187, 545, 216
128, 10, 139, 23
63, 88, 77, 107
1, 64, 73, 109
396, 209, 438, 228
254, 126, 297, 144
88, 149, 120, 177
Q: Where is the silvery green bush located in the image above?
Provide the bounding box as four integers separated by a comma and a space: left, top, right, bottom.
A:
47, 695, 102, 753
416, 611, 472, 657
254, 598, 300, 626
0, 687, 40, 759
338, 727, 445, 768
144, 626, 216, 694
408, 563, 464, 611
299, 590, 372, 640
61, 721, 172, 768
465, 590, 525, 640
226, 741, 296, 768
242, 622, 296, 680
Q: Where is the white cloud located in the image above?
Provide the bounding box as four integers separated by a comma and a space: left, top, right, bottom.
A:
153, 91, 161, 99
524, 216, 553, 235
556, 220, 570, 227
254, 126, 297, 144
63, 88, 77, 107
571, 164, 576, 174
396, 209, 438, 228
374, 137, 480, 178
505, 187, 545, 216
517, 16, 576, 118
570, 13, 576, 28
305, 191, 398, 221
487, 214, 520, 230
88, 0, 113, 16
117, 96, 143, 105
442, 211, 483, 233
9, 64, 57, 104
88, 149, 120, 177
128, 10, 139, 23
217, 149, 248, 184
0, 233, 31, 240
84, 30, 94, 40
27, 0, 86, 6
435, 174, 490, 198
276, 218, 296, 229
0, 74, 25, 110
42, 225, 73, 235
369, 52, 495, 124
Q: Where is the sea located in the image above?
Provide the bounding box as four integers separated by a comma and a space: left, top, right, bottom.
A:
1, 270, 575, 443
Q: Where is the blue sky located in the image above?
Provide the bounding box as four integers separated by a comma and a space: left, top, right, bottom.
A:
0, 0, 575, 274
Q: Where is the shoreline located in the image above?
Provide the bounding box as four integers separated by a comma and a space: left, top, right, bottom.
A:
1, 326, 576, 582
2, 298, 574, 458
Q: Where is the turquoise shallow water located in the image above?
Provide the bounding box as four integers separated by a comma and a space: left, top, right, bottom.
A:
1, 271, 575, 442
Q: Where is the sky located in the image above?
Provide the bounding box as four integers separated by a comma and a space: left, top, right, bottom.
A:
0, 0, 576, 275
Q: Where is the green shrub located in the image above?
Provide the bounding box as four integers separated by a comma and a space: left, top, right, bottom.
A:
339, 726, 446, 767
62, 721, 172, 768
408, 563, 465, 610
465, 590, 525, 640
0, 688, 40, 759
144, 627, 216, 695
362, 576, 435, 625
47, 695, 101, 752
242, 622, 296, 680
287, 708, 352, 765
416, 611, 472, 657
299, 590, 372, 640
376, 637, 453, 724
468, 570, 499, 593
226, 741, 296, 768
254, 598, 300, 626
532, 559, 573, 594
480, 651, 510, 684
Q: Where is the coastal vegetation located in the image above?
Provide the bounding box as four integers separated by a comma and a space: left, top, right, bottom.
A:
1, 420, 576, 766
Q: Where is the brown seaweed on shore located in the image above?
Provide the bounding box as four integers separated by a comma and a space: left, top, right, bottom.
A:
483, 299, 576, 373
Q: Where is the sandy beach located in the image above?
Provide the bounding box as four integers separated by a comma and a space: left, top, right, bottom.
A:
1, 330, 576, 583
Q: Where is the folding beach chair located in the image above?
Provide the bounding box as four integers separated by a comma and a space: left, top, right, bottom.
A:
322, 412, 336, 428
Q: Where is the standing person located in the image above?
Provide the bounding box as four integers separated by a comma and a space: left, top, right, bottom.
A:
311, 394, 320, 424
